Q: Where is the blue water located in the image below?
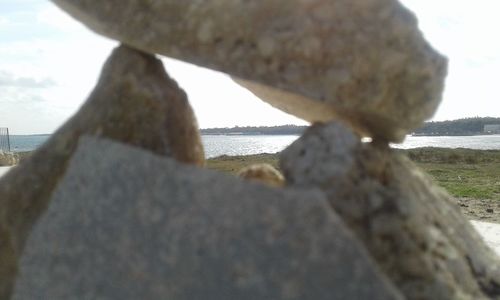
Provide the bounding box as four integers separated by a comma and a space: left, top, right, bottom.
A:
10, 135, 51, 152
9, 134, 500, 158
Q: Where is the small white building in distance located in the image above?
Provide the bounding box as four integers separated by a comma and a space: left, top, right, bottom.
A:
484, 124, 500, 134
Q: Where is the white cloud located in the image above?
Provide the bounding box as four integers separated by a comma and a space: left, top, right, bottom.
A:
0, 86, 62, 134
0, 70, 56, 88
0, 16, 9, 26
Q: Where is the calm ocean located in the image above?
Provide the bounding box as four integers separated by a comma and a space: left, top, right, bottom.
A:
9, 134, 500, 158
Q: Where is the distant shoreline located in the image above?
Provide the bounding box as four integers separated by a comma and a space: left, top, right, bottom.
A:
8, 133, 500, 137
411, 133, 500, 137
200, 133, 301, 136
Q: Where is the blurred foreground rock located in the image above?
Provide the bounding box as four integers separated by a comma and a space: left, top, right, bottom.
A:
13, 137, 402, 300
0, 45, 203, 298
51, 0, 447, 141
280, 122, 500, 299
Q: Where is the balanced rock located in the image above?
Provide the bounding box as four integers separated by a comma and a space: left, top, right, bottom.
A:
51, 0, 447, 141
280, 122, 500, 299
238, 163, 285, 187
13, 136, 402, 300
0, 45, 203, 298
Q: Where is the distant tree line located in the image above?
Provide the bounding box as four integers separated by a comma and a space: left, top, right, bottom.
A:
200, 125, 307, 135
200, 117, 500, 136
412, 117, 500, 136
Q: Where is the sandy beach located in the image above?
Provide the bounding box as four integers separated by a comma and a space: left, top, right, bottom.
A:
0, 165, 498, 257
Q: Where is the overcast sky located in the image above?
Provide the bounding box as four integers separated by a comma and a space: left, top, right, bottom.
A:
1, 0, 499, 134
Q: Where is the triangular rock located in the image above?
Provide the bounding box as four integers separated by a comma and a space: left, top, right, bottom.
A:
0, 45, 204, 298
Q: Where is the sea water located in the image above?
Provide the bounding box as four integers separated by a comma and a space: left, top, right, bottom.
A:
9, 134, 500, 158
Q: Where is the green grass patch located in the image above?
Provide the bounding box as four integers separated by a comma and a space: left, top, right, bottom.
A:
403, 147, 500, 164
206, 153, 279, 174
207, 148, 500, 201
418, 162, 499, 200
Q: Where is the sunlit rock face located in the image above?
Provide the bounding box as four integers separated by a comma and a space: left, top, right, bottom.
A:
0, 45, 204, 299
280, 121, 500, 300
51, 0, 447, 142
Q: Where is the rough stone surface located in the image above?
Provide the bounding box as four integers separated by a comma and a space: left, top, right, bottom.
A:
280, 122, 500, 299
238, 163, 285, 187
13, 136, 403, 300
51, 0, 447, 141
0, 45, 203, 298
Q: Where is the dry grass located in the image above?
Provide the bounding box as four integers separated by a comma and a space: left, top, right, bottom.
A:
0, 152, 19, 166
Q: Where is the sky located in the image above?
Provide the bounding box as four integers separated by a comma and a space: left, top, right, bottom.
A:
1, 0, 499, 134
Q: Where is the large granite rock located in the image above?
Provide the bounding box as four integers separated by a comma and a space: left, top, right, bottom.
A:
13, 136, 402, 299
0, 45, 203, 298
280, 122, 500, 299
51, 0, 447, 141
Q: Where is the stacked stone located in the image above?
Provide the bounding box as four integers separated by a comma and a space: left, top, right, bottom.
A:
51, 0, 447, 142
0, 0, 498, 299
280, 123, 500, 299
0, 46, 204, 298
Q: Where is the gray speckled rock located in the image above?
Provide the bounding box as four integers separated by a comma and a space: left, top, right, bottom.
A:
51, 0, 447, 141
13, 136, 403, 300
280, 121, 500, 300
0, 45, 203, 299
